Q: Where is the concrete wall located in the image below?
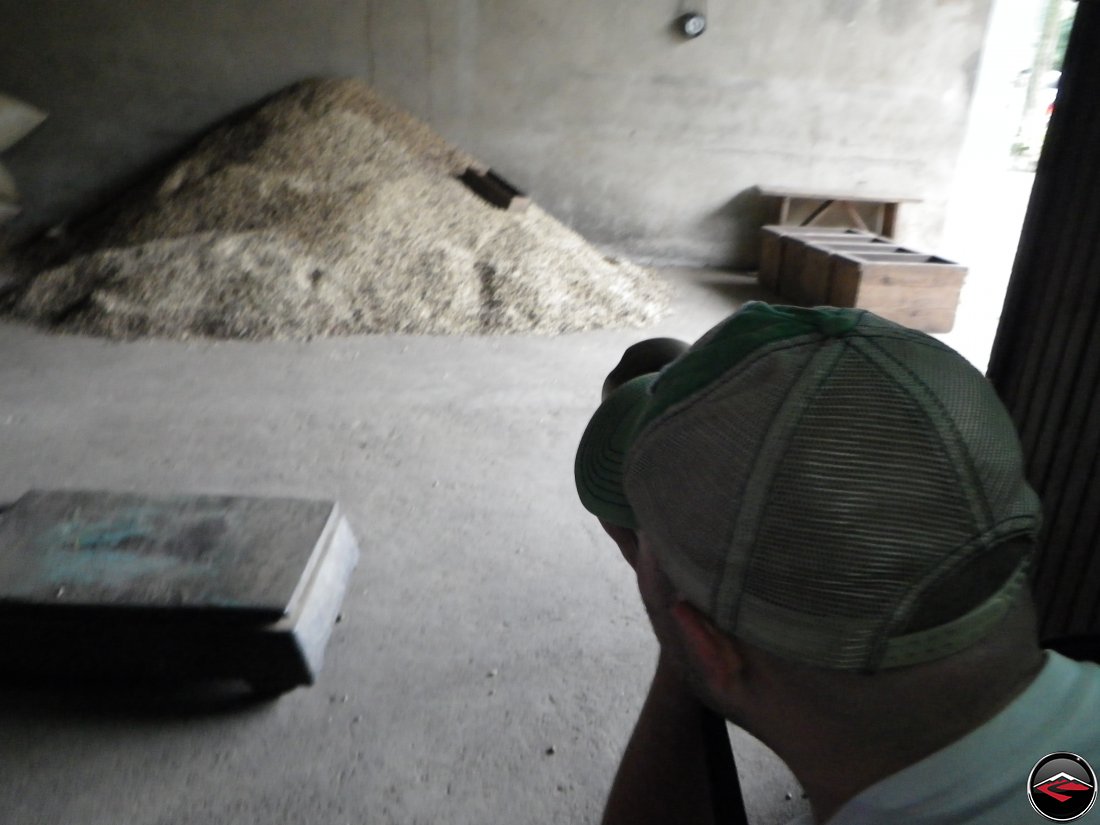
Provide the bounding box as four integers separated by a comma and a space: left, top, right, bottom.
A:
0, 0, 992, 267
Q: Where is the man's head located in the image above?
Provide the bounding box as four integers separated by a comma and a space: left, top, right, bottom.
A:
576, 303, 1042, 675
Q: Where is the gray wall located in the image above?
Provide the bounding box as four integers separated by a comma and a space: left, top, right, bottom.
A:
0, 0, 991, 267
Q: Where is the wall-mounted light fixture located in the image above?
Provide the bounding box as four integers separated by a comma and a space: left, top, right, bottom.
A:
676, 11, 707, 38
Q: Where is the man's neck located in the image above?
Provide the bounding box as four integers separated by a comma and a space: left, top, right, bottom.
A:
757, 650, 1046, 823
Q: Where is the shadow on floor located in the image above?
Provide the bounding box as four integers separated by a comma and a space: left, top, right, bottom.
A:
693, 270, 773, 306
0, 672, 277, 722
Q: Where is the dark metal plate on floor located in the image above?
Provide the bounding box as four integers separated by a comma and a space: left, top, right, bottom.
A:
0, 490, 361, 694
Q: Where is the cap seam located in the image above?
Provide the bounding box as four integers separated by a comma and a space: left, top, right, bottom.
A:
623, 332, 828, 623
712, 338, 852, 633
871, 543, 1034, 673
848, 337, 996, 668
894, 518, 1037, 630
623, 333, 824, 482
859, 334, 995, 528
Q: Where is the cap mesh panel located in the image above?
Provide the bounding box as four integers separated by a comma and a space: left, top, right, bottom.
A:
742, 343, 977, 623
868, 333, 1040, 543
624, 345, 810, 613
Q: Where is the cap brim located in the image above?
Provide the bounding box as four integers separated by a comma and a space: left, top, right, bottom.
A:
574, 374, 657, 529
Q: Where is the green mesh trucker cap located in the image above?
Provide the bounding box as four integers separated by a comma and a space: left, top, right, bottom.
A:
575, 303, 1042, 672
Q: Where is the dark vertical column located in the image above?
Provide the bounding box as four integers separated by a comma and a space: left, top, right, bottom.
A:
987, 0, 1100, 640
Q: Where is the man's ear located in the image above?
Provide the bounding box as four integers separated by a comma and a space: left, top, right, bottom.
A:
598, 519, 639, 568
669, 601, 744, 693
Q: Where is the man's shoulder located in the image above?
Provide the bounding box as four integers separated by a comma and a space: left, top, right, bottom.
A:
825, 651, 1100, 824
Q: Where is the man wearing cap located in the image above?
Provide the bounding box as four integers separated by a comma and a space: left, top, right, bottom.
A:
575, 303, 1100, 824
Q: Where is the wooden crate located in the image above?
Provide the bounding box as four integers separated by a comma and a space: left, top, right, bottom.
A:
828, 251, 967, 333
758, 225, 875, 292
788, 238, 904, 306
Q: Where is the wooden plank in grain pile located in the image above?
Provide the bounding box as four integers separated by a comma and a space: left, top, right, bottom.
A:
457, 166, 530, 212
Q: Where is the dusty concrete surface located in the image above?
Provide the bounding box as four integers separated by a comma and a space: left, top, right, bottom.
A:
0, 268, 809, 825
0, 0, 992, 266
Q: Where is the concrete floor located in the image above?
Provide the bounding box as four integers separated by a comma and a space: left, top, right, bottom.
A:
0, 150, 1034, 819
0, 269, 815, 825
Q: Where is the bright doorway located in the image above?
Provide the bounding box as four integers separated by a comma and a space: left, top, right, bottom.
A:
937, 0, 1076, 371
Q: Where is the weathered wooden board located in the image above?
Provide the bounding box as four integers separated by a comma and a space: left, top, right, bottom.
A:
0, 490, 360, 693
0, 490, 336, 619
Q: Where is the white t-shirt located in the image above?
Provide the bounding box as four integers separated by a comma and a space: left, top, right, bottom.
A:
785, 651, 1100, 824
